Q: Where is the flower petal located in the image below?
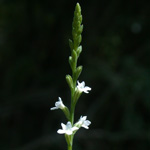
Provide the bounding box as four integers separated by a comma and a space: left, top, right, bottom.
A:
72, 126, 79, 131
84, 120, 91, 126
82, 124, 89, 129
57, 129, 65, 134
84, 86, 91, 91
66, 122, 72, 129
78, 116, 86, 124
58, 97, 62, 102
61, 123, 66, 130
81, 116, 87, 121
66, 130, 73, 135
50, 107, 57, 110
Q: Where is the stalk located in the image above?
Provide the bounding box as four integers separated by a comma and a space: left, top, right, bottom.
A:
51, 3, 91, 150
67, 3, 83, 150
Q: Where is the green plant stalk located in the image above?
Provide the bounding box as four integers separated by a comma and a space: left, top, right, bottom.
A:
66, 3, 83, 150
68, 145, 72, 150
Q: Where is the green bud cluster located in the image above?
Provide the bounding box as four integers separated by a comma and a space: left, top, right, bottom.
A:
66, 3, 83, 92
71, 3, 83, 51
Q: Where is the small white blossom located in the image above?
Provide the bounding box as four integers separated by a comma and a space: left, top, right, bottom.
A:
57, 121, 79, 135
50, 97, 65, 110
77, 81, 91, 93
77, 116, 91, 129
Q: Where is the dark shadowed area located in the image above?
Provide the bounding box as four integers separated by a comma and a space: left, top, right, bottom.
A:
0, 0, 150, 150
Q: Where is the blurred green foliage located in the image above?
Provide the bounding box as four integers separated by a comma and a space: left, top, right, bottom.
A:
0, 0, 150, 150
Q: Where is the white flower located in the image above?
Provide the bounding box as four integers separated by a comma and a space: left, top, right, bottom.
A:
50, 97, 65, 110
77, 81, 91, 93
57, 121, 79, 135
77, 116, 91, 129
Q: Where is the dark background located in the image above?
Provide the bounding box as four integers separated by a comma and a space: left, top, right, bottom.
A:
1, 0, 150, 150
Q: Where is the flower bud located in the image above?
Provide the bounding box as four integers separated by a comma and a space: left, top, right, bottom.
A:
76, 46, 82, 57
69, 39, 74, 51
69, 56, 74, 70
66, 75, 73, 90
75, 66, 82, 80
72, 50, 77, 62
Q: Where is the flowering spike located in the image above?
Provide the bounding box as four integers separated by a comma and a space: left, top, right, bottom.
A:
51, 3, 92, 150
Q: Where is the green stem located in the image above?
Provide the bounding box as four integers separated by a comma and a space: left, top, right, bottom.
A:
70, 108, 74, 124
70, 71, 76, 125
68, 145, 72, 150
70, 88, 75, 125
68, 135, 74, 150
69, 74, 76, 150
67, 3, 83, 150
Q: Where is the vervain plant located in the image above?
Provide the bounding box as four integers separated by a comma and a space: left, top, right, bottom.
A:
50, 3, 91, 150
